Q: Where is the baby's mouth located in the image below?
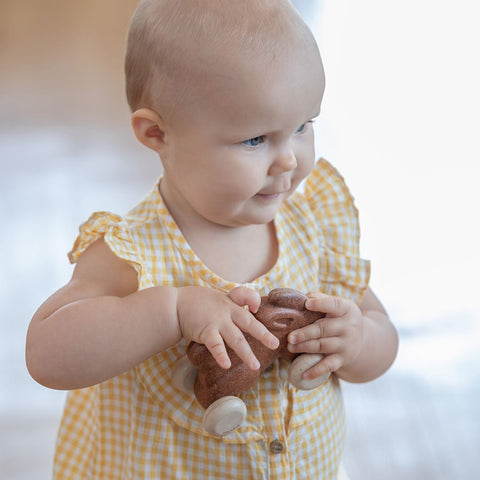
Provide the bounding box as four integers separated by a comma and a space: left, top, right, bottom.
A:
257, 185, 291, 199
256, 176, 293, 199
257, 191, 281, 196
255, 191, 285, 200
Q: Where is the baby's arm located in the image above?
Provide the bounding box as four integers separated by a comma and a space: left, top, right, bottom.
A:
26, 239, 278, 390
287, 288, 398, 383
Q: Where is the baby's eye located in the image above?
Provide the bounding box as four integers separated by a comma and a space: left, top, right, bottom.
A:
242, 136, 265, 147
295, 123, 307, 134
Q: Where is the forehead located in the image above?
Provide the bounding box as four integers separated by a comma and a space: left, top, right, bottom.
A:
183, 46, 325, 137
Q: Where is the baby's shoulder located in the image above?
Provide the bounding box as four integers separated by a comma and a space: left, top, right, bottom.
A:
72, 237, 138, 297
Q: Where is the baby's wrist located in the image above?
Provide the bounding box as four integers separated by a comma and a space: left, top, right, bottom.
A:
175, 285, 208, 340
136, 285, 182, 348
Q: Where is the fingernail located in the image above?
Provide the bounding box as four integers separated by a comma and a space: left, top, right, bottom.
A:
252, 359, 260, 370
305, 299, 316, 309
290, 334, 298, 344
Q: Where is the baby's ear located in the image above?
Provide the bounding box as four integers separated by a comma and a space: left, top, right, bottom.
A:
131, 108, 168, 154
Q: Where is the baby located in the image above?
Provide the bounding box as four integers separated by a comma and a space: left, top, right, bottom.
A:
26, 1, 398, 478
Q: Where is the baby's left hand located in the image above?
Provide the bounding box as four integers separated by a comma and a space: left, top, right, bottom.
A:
287, 292, 364, 380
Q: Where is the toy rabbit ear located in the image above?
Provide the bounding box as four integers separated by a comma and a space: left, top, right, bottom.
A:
268, 288, 307, 310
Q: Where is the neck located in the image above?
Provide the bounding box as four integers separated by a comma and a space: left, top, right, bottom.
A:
158, 181, 279, 283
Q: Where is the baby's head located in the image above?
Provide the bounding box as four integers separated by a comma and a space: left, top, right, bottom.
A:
125, 0, 325, 228
125, 0, 323, 126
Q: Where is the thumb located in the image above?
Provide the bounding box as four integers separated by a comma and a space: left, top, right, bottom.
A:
228, 286, 261, 313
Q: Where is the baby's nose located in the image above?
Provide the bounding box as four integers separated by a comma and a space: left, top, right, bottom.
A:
268, 148, 297, 176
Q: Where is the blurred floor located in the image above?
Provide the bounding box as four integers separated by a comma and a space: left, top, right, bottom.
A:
1, 1, 479, 479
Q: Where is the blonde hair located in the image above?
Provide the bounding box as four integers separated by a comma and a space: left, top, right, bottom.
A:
125, 0, 317, 121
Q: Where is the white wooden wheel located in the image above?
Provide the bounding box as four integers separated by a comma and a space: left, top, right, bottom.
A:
203, 396, 247, 437
288, 353, 330, 390
171, 355, 197, 394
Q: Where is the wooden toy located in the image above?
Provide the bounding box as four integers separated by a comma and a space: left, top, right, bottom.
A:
172, 288, 330, 436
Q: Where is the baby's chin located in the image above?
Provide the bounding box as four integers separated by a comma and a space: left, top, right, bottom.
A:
213, 193, 292, 227
247, 201, 287, 225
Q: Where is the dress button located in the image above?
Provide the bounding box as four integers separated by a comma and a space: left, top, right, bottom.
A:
269, 439, 285, 454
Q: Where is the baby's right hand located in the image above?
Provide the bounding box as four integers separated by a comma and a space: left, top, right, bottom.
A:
176, 286, 279, 370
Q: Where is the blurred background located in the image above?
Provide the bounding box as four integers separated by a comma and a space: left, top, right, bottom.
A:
1, 0, 479, 478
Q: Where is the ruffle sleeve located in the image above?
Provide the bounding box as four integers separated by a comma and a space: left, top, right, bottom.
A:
68, 211, 145, 284
305, 159, 371, 303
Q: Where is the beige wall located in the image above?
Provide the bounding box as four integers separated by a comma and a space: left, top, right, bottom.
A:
1, 1, 140, 127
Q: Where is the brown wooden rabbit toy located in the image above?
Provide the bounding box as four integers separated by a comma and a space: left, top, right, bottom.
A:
171, 288, 330, 436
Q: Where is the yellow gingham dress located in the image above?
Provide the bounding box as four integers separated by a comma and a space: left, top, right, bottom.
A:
54, 158, 370, 479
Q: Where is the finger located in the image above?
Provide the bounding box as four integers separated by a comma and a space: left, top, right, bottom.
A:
287, 336, 342, 355
232, 307, 279, 350
302, 353, 343, 380
228, 286, 261, 313
288, 318, 341, 345
305, 293, 352, 317
200, 328, 232, 370
221, 324, 260, 371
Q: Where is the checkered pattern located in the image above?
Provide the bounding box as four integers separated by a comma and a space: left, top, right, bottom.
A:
55, 158, 369, 479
